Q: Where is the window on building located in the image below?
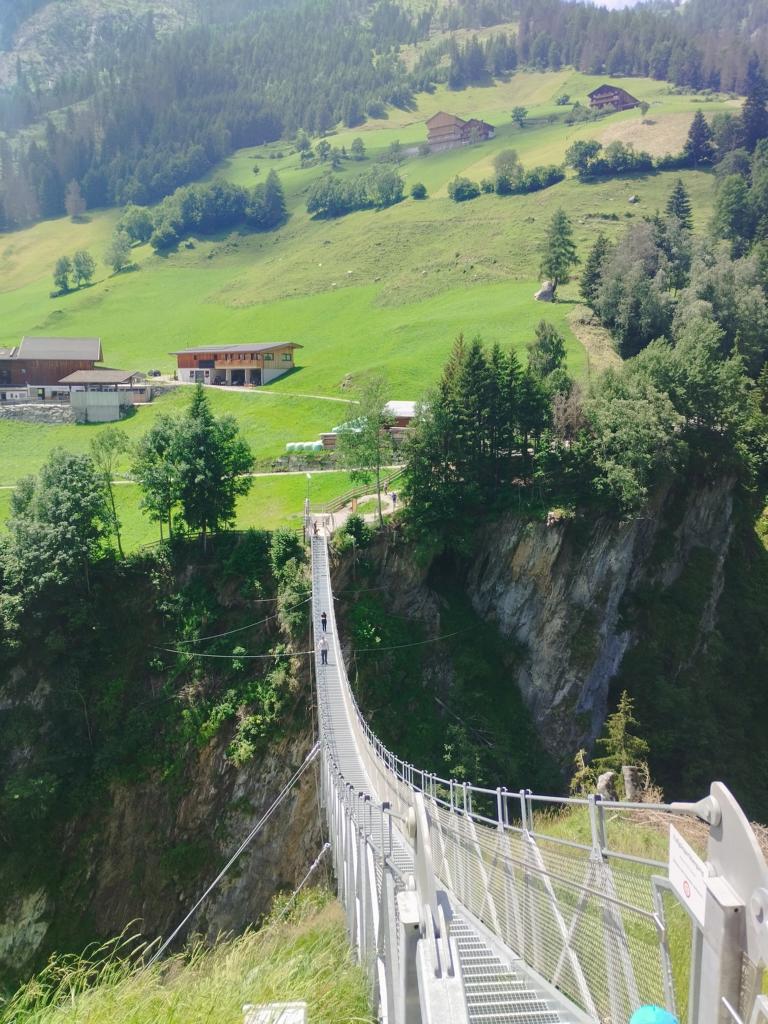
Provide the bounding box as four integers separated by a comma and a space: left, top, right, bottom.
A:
282, 354, 292, 362
264, 353, 274, 362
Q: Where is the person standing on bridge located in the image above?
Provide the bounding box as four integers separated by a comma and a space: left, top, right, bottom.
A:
313, 519, 319, 536
318, 635, 328, 665
321, 611, 327, 632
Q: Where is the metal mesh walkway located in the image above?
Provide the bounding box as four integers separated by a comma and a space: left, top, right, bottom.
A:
311, 534, 577, 1024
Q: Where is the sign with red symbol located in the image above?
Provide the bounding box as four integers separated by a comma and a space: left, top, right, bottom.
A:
669, 824, 708, 927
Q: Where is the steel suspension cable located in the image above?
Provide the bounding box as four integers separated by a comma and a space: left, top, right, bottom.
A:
145, 741, 320, 968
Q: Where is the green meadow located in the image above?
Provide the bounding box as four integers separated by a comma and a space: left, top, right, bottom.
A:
0, 389, 352, 484
0, 69, 735, 532
0, 470, 355, 550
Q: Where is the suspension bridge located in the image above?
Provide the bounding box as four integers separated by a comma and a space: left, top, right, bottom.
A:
307, 520, 768, 1024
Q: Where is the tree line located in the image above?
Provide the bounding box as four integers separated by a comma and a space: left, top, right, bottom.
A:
0, 385, 254, 644
3, 0, 768, 230
403, 320, 768, 550
0, 0, 420, 229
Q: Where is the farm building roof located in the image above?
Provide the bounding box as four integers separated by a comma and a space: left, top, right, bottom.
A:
17, 336, 103, 360
58, 369, 141, 385
169, 342, 303, 355
587, 84, 639, 100
385, 401, 417, 419
426, 111, 467, 127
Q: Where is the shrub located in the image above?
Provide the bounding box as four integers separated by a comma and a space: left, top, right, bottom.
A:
306, 166, 404, 218
342, 513, 373, 547
447, 176, 481, 202
480, 178, 495, 193
270, 528, 305, 579
410, 182, 427, 200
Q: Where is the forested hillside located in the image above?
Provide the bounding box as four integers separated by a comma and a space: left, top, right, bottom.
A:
1, 0, 768, 228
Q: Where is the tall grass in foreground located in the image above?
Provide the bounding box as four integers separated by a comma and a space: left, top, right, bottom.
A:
1, 889, 372, 1024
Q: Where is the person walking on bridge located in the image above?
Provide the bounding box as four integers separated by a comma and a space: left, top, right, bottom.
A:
318, 635, 329, 665
321, 611, 327, 632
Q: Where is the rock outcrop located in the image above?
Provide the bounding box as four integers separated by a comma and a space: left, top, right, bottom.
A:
355, 477, 735, 771
0, 724, 321, 982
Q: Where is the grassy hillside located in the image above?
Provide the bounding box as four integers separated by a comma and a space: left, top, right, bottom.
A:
2, 889, 372, 1023
0, 70, 731, 536
0, 72, 729, 376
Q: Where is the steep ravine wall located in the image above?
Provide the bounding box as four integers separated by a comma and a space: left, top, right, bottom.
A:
0, 723, 321, 985
360, 477, 735, 770
465, 478, 735, 760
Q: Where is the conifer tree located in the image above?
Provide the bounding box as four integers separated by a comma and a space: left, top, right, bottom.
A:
683, 110, 715, 165
592, 690, 650, 776
580, 232, 612, 307
742, 54, 768, 153
517, 370, 550, 481
527, 321, 566, 378
263, 170, 287, 228
665, 178, 693, 231
539, 208, 579, 296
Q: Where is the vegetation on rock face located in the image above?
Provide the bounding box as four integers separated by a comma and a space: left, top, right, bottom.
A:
339, 554, 561, 797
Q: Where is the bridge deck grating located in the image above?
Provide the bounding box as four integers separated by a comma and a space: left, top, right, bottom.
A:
311, 535, 575, 1024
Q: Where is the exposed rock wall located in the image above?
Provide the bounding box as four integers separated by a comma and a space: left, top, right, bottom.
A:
0, 723, 322, 982
464, 479, 734, 760
351, 477, 735, 771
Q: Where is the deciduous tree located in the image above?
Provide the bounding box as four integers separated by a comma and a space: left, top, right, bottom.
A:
173, 385, 255, 547
90, 428, 130, 557
336, 376, 394, 526
132, 414, 181, 539
72, 249, 95, 287
118, 204, 154, 244
53, 255, 72, 293
104, 231, 132, 274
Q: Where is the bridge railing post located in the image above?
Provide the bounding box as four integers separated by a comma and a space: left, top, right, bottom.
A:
689, 783, 768, 1024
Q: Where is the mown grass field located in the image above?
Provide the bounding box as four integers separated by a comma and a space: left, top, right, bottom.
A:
0, 469, 355, 550
0, 388, 353, 484
0, 69, 736, 527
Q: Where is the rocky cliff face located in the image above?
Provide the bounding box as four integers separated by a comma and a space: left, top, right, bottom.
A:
0, 720, 321, 985
465, 478, 735, 761
357, 476, 736, 771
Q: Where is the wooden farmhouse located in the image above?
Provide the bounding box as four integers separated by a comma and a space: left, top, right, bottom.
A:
171, 342, 303, 386
587, 84, 640, 112
0, 336, 102, 396
425, 112, 495, 152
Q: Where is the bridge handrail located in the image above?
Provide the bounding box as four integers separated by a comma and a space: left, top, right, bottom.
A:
311, 467, 405, 516
315, 532, 768, 1024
